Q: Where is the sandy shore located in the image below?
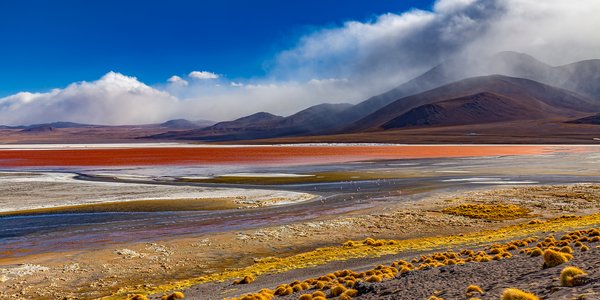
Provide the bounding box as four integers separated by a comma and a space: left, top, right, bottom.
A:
0, 172, 317, 213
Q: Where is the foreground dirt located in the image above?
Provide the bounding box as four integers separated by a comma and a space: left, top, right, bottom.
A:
356, 246, 600, 300
2, 184, 600, 299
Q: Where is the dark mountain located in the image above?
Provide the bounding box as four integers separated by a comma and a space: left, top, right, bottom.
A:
275, 103, 354, 134
382, 92, 562, 129
0, 125, 25, 129
334, 52, 600, 131
25, 121, 93, 129
21, 125, 55, 133
567, 114, 600, 125
159, 119, 214, 129
352, 75, 597, 131
146, 103, 355, 141
206, 112, 285, 132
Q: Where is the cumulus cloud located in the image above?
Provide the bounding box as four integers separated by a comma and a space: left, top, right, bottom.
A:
188, 71, 219, 80
2, 0, 600, 125
167, 75, 188, 86
0, 72, 183, 125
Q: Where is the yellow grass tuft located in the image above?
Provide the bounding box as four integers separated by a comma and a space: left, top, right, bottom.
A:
560, 266, 587, 287
129, 295, 148, 300
442, 204, 530, 220
298, 294, 313, 300
233, 275, 255, 285
161, 292, 185, 300
542, 249, 570, 268
501, 288, 539, 300
330, 285, 347, 297
465, 284, 484, 296
312, 291, 326, 297
365, 275, 382, 283
559, 246, 572, 253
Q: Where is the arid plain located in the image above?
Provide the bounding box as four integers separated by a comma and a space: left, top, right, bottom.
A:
1, 144, 600, 299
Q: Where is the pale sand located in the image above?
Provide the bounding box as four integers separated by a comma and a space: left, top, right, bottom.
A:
0, 172, 317, 213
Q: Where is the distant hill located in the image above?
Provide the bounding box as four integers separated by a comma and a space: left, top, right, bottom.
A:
348, 75, 597, 132
381, 92, 562, 129
332, 51, 600, 132
147, 103, 355, 141
566, 114, 600, 125
159, 119, 214, 129
20, 125, 55, 133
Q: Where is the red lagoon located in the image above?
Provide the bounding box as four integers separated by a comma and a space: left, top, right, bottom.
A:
0, 145, 588, 168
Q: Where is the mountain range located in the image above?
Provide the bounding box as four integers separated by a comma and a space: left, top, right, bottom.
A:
2, 51, 599, 144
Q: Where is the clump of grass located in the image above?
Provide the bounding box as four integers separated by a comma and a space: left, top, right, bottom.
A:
559, 246, 573, 253
161, 292, 185, 300
129, 295, 148, 300
312, 291, 326, 298
542, 249, 570, 268
580, 245, 590, 251
330, 284, 347, 297
441, 204, 530, 220
560, 266, 587, 287
298, 294, 313, 300
365, 275, 382, 282
234, 275, 255, 285
274, 285, 293, 296
501, 288, 539, 300
342, 241, 356, 247
465, 285, 484, 297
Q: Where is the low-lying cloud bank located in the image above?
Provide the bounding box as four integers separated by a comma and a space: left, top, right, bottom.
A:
2, 0, 600, 125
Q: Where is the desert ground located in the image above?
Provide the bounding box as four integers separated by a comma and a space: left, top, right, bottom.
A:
1, 144, 600, 300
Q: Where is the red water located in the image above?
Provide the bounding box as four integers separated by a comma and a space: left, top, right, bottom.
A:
0, 145, 583, 167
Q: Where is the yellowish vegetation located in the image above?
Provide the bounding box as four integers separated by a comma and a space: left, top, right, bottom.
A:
465, 284, 484, 296
106, 213, 600, 299
560, 266, 587, 287
501, 288, 539, 300
542, 249, 571, 268
233, 275, 255, 285
441, 204, 530, 220
161, 292, 185, 300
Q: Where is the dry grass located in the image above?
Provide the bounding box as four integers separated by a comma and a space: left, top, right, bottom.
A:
560, 266, 587, 287
161, 291, 185, 300
441, 204, 530, 220
465, 284, 484, 297
542, 249, 571, 268
501, 288, 539, 300
109, 213, 600, 299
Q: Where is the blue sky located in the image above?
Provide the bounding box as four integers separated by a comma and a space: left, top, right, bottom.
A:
0, 0, 433, 96
1, 0, 598, 125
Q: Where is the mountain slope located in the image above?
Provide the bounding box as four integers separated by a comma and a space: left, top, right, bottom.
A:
381, 92, 561, 129
206, 112, 285, 132
147, 103, 354, 141
351, 75, 597, 131
334, 52, 600, 131
566, 114, 600, 125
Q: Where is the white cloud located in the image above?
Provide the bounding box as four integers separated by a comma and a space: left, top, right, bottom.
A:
0, 72, 183, 125
2, 0, 600, 125
188, 71, 219, 80
167, 75, 188, 86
